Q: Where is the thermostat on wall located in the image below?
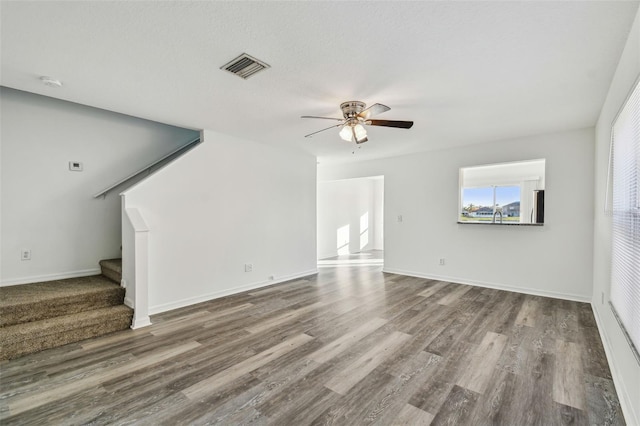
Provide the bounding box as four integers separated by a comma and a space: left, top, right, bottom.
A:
69, 161, 83, 171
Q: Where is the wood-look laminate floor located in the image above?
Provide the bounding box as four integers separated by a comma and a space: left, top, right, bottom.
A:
0, 266, 625, 425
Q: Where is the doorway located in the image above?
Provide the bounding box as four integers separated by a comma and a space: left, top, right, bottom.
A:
317, 176, 384, 266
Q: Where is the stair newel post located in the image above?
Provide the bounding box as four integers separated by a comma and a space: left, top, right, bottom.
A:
122, 200, 152, 329
132, 222, 150, 328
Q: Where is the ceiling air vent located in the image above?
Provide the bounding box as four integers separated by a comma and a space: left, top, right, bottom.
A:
221, 53, 270, 80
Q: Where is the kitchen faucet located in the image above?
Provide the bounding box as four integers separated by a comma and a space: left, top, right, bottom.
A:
492, 208, 503, 224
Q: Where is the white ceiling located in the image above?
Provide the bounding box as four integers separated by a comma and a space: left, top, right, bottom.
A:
1, 1, 638, 164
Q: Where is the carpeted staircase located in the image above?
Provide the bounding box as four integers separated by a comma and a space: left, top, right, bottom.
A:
0, 259, 132, 360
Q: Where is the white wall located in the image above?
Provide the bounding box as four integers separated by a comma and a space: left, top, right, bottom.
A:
317, 176, 383, 259
122, 129, 317, 314
319, 127, 594, 301
592, 7, 640, 425
0, 88, 198, 286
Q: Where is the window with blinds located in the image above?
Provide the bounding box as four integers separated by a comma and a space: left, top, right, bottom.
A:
610, 76, 640, 362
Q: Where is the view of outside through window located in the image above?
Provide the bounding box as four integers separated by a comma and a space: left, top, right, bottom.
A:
460, 185, 521, 222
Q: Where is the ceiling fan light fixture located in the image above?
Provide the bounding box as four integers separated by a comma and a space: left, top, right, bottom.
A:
339, 125, 353, 142
353, 124, 367, 142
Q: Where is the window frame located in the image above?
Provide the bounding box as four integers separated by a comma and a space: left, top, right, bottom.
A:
608, 74, 640, 365
459, 184, 522, 222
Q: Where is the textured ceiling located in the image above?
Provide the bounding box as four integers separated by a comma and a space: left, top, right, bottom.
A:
1, 1, 638, 164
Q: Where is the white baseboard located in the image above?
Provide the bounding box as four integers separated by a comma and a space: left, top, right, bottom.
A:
124, 297, 134, 309
317, 252, 336, 261
318, 259, 384, 266
148, 269, 319, 315
382, 268, 591, 303
0, 268, 102, 287
591, 303, 639, 426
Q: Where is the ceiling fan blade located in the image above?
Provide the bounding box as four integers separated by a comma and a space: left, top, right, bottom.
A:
368, 119, 414, 129
304, 123, 344, 138
357, 103, 390, 119
301, 115, 344, 121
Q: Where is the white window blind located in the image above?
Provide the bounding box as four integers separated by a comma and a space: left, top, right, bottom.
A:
610, 76, 640, 362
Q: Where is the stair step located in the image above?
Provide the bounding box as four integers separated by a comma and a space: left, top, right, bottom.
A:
0, 305, 133, 360
99, 258, 122, 284
0, 275, 125, 327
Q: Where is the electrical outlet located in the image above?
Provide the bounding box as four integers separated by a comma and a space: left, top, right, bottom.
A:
21, 249, 31, 261
439, 258, 445, 266
245, 263, 253, 272
269, 275, 275, 280
397, 215, 403, 223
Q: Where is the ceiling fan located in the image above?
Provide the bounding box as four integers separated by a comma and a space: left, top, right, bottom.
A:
301, 101, 413, 144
